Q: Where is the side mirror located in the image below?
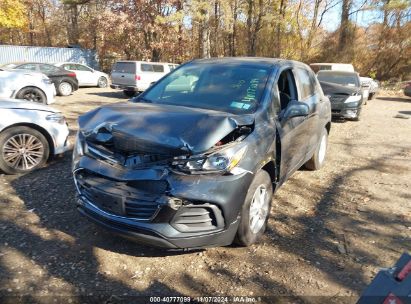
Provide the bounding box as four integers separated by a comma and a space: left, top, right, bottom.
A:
282, 101, 309, 120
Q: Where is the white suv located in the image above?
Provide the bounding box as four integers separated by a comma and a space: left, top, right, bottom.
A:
0, 69, 56, 104
110, 61, 178, 97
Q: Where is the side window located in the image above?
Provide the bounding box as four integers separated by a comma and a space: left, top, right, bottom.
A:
62, 64, 71, 70
152, 65, 164, 73
141, 64, 153, 72
19, 64, 37, 71
39, 64, 60, 73
277, 69, 298, 111
76, 64, 92, 72
295, 68, 315, 99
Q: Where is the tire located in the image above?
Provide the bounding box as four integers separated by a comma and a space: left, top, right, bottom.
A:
0, 126, 49, 174
16, 87, 47, 104
57, 81, 73, 96
123, 90, 135, 97
304, 128, 328, 171
234, 170, 273, 246
97, 77, 108, 88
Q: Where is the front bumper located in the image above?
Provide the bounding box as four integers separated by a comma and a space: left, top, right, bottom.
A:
73, 156, 253, 249
331, 102, 361, 119
51, 122, 72, 154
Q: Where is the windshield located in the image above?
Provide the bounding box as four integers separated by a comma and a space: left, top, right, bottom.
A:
317, 72, 360, 87
139, 61, 271, 114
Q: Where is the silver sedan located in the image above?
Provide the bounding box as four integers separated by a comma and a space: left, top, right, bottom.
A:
0, 99, 71, 174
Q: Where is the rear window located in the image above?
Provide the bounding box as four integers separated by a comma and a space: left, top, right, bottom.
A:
113, 62, 136, 74
140, 63, 165, 73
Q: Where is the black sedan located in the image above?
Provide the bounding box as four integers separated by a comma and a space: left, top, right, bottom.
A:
318, 70, 364, 121
3, 62, 79, 96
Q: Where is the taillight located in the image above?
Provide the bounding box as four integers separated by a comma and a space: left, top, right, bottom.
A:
135, 75, 141, 81
396, 260, 411, 281
383, 293, 404, 304
67, 72, 76, 77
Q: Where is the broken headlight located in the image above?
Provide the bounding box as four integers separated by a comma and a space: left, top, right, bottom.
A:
72, 132, 87, 169
173, 144, 247, 174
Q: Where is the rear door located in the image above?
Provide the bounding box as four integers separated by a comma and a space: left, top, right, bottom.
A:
72, 64, 96, 86
111, 62, 136, 86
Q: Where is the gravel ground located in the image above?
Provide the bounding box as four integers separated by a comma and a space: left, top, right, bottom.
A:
0, 88, 410, 303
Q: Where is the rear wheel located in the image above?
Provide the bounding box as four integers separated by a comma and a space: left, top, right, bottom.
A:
16, 87, 47, 104
0, 126, 49, 174
97, 77, 108, 88
123, 90, 135, 97
305, 128, 328, 170
234, 170, 273, 246
57, 81, 73, 96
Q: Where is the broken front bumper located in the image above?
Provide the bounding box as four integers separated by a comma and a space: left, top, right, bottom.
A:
331, 101, 361, 119
73, 156, 253, 249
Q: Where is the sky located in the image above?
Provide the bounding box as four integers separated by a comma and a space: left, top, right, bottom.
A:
322, 2, 383, 31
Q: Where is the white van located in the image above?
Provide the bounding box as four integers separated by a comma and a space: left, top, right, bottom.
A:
110, 61, 179, 97
310, 63, 355, 73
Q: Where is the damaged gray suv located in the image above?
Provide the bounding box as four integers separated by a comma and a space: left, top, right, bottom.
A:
73, 58, 331, 249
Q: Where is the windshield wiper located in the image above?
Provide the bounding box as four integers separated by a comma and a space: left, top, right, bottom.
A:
132, 96, 152, 103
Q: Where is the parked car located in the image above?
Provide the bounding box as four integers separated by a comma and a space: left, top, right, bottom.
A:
0, 98, 71, 174
310, 63, 355, 73
73, 58, 331, 249
360, 77, 371, 104
319, 81, 363, 121
55, 62, 109, 88
3, 62, 79, 96
403, 82, 411, 97
0, 69, 55, 104
317, 70, 363, 120
110, 61, 179, 97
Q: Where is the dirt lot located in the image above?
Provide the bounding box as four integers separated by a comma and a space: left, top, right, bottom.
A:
0, 88, 410, 303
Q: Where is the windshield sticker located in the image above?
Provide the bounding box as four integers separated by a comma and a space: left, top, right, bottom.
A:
230, 101, 252, 110
230, 101, 245, 109
241, 78, 259, 103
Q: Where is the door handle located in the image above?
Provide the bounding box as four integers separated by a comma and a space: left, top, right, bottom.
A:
121, 75, 125, 77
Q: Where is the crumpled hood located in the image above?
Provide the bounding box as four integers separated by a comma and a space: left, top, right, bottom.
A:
320, 81, 359, 96
79, 102, 254, 155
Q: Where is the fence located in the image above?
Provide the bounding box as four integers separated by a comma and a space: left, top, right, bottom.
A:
0, 45, 99, 69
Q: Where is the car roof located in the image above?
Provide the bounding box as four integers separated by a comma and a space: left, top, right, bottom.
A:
317, 70, 358, 76
192, 57, 311, 69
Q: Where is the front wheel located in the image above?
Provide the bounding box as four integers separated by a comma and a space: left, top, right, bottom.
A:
57, 81, 73, 96
0, 126, 49, 174
16, 87, 47, 104
234, 170, 273, 246
305, 128, 328, 170
97, 77, 108, 88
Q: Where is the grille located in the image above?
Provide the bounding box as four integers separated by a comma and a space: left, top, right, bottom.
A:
75, 171, 168, 220
330, 95, 348, 103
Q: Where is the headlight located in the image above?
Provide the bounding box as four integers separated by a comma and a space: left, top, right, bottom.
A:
46, 113, 66, 124
72, 132, 87, 170
344, 94, 362, 103
173, 145, 247, 174
42, 78, 53, 85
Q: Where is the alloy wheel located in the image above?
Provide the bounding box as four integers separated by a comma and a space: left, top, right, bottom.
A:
2, 134, 45, 171
249, 185, 270, 234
